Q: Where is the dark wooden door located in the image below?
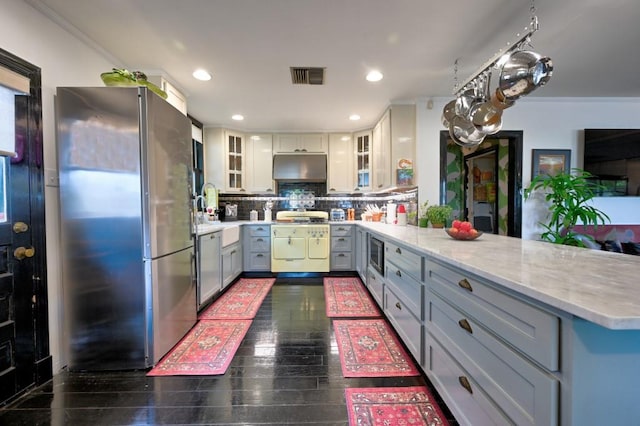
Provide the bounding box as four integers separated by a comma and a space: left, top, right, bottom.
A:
0, 49, 50, 406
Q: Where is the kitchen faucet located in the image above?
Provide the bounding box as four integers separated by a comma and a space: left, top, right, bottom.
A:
201, 182, 217, 210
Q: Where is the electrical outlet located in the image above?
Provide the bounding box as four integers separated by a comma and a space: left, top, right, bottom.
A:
45, 168, 59, 187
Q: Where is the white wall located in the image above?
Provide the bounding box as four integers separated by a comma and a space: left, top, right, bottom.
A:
1, 0, 116, 372
417, 97, 640, 239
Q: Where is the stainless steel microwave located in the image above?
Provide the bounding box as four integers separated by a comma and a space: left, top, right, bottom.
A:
369, 236, 384, 275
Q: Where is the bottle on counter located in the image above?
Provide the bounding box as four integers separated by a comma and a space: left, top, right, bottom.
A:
250, 210, 258, 221
387, 202, 397, 224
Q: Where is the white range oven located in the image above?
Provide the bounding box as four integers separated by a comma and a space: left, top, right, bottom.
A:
271, 211, 330, 272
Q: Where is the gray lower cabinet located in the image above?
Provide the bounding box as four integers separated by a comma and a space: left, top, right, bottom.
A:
355, 227, 368, 282
384, 239, 424, 364
366, 265, 384, 307
197, 231, 221, 310
221, 240, 242, 288
243, 224, 271, 271
330, 224, 354, 271
424, 258, 559, 426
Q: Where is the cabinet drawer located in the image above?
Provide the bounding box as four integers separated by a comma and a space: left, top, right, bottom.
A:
247, 225, 270, 237
427, 336, 513, 426
385, 241, 423, 282
386, 260, 423, 320
427, 260, 559, 371
331, 236, 352, 252
249, 236, 270, 252
246, 252, 270, 271
384, 286, 422, 363
428, 293, 559, 426
330, 252, 353, 270
331, 225, 353, 237
366, 266, 384, 307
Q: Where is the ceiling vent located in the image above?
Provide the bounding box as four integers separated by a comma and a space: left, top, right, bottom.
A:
290, 67, 325, 85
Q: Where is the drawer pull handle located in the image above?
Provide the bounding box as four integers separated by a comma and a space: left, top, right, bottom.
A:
257, 227, 264, 231
257, 238, 264, 242
256, 254, 263, 257
338, 254, 345, 257
458, 278, 473, 292
396, 270, 402, 277
339, 238, 345, 241
458, 376, 473, 394
395, 302, 402, 310
458, 318, 473, 334
396, 247, 402, 254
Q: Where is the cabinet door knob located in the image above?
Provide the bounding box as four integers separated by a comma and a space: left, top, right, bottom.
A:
395, 302, 402, 310
396, 270, 402, 277
458, 318, 473, 334
458, 278, 473, 292
396, 247, 402, 254
458, 376, 473, 394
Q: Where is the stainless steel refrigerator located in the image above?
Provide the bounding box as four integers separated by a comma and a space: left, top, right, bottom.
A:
56, 86, 196, 370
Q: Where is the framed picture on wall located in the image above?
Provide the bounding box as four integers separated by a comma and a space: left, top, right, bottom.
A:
532, 149, 571, 178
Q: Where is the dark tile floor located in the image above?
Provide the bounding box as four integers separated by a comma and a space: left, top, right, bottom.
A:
0, 276, 457, 425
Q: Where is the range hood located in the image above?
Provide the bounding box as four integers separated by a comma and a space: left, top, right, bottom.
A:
272, 154, 327, 182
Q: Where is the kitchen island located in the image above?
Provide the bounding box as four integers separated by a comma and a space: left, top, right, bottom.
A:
358, 222, 640, 426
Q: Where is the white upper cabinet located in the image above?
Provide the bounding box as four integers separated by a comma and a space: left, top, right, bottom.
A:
370, 105, 417, 190
245, 133, 274, 194
327, 134, 354, 193
274, 133, 328, 153
354, 130, 372, 192
372, 110, 391, 190
389, 105, 416, 187
225, 130, 245, 192
147, 75, 187, 115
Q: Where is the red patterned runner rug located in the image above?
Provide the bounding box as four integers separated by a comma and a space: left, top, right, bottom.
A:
345, 387, 450, 426
333, 319, 420, 377
147, 320, 251, 376
324, 277, 381, 318
199, 277, 275, 320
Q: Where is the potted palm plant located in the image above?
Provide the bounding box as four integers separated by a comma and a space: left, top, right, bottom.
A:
426, 204, 453, 228
524, 168, 610, 247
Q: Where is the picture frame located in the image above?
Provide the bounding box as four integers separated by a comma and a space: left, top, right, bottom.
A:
532, 149, 571, 178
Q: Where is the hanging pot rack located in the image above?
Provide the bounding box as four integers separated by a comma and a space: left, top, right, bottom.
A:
454, 16, 539, 96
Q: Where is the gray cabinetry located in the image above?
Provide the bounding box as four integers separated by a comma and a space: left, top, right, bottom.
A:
330, 224, 355, 271
243, 224, 271, 271
355, 227, 368, 282
384, 239, 424, 363
221, 240, 242, 288
197, 231, 221, 310
424, 258, 559, 426
366, 265, 384, 307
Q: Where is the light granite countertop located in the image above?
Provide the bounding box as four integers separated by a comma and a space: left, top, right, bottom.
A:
358, 222, 640, 330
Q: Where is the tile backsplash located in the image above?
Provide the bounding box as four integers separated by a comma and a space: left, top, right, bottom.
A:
218, 186, 418, 224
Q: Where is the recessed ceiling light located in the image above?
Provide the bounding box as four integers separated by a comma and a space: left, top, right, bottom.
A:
250, 135, 261, 141
349, 114, 361, 121
232, 114, 244, 121
366, 70, 383, 82
193, 69, 212, 81
341, 136, 350, 141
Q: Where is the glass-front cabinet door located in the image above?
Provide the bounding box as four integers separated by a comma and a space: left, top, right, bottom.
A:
225, 131, 244, 191
355, 130, 371, 191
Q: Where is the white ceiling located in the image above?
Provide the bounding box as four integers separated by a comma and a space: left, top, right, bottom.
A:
28, 0, 640, 132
